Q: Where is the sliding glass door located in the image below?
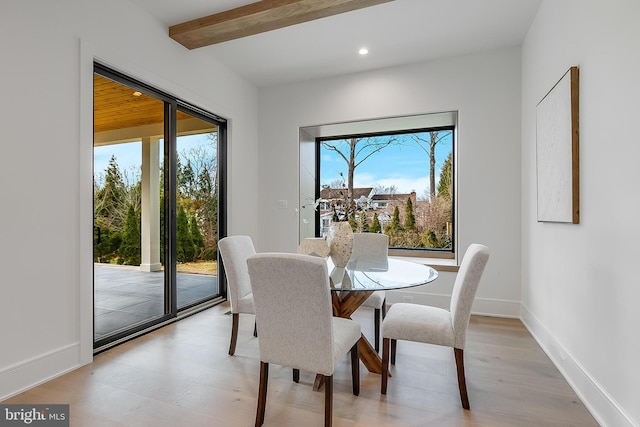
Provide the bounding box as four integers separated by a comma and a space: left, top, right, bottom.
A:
175, 110, 220, 310
93, 64, 225, 350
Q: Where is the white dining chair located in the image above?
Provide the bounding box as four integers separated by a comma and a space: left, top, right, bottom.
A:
218, 235, 257, 356
351, 232, 389, 352
247, 252, 361, 427
381, 243, 490, 409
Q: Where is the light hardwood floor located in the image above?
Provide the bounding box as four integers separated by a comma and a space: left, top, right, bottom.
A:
4, 303, 599, 426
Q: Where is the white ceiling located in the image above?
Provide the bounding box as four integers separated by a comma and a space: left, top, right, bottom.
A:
131, 0, 542, 88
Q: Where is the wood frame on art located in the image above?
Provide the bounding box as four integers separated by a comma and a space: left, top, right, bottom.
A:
536, 66, 579, 224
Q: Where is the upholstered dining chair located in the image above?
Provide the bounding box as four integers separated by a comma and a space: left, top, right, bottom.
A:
247, 253, 361, 427
218, 235, 257, 356
380, 243, 490, 410
351, 232, 389, 352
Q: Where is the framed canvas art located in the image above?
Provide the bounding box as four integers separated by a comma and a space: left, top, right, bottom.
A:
536, 66, 579, 224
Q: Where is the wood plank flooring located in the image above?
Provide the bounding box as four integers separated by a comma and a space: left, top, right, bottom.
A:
4, 303, 599, 426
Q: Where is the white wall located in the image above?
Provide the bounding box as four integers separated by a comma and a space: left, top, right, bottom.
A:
521, 1, 640, 426
257, 47, 523, 317
0, 0, 259, 400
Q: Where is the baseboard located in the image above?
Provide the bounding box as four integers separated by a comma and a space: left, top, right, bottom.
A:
0, 342, 84, 401
520, 305, 637, 427
386, 290, 521, 318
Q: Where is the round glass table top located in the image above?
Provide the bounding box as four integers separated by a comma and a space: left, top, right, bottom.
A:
328, 257, 438, 291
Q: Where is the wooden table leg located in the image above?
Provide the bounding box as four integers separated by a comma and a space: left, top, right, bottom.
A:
313, 290, 390, 391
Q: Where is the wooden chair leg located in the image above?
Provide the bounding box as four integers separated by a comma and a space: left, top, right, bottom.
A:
390, 339, 397, 365
229, 313, 239, 356
454, 348, 470, 410
374, 309, 381, 352
350, 342, 360, 396
293, 369, 300, 383
381, 338, 390, 394
324, 375, 333, 427
256, 362, 269, 426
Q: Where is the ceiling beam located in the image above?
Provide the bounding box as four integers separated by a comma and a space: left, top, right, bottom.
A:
169, 0, 394, 49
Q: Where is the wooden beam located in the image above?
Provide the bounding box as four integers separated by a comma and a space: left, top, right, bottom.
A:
169, 0, 393, 49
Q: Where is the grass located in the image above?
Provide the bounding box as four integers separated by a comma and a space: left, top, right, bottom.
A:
177, 260, 217, 275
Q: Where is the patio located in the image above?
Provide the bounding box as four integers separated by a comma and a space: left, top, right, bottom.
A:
94, 264, 219, 341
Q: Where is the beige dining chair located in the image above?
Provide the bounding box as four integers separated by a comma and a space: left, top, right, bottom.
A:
218, 235, 257, 356
381, 243, 490, 409
351, 232, 389, 352
247, 252, 361, 427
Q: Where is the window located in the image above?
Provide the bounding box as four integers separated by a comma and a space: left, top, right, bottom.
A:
93, 63, 227, 350
300, 112, 456, 258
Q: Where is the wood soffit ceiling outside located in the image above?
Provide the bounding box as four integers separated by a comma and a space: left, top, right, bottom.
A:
94, 75, 191, 134
169, 0, 394, 49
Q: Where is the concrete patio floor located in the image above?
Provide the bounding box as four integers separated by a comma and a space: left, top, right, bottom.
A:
94, 264, 219, 341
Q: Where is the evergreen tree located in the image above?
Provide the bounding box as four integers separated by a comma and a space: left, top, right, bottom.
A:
348, 213, 358, 231
405, 197, 416, 230
437, 152, 453, 199
370, 213, 382, 233
358, 213, 369, 232
176, 204, 195, 262
190, 215, 205, 257
93, 220, 122, 263
119, 204, 141, 265
386, 206, 402, 234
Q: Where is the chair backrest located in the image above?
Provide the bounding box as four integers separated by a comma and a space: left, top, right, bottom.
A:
450, 243, 490, 348
218, 235, 256, 313
247, 253, 336, 375
350, 233, 389, 269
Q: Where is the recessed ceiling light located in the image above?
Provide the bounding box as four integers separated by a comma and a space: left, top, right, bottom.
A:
133, 91, 142, 97
359, 48, 369, 55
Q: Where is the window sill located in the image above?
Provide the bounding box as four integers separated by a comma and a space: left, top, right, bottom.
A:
390, 256, 459, 272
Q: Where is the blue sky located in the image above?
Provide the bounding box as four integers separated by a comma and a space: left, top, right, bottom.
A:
94, 134, 215, 185
320, 132, 453, 198
94, 132, 451, 197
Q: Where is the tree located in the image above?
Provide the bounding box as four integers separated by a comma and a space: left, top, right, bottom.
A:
358, 213, 369, 232
93, 219, 122, 263
370, 213, 382, 233
410, 131, 450, 201
322, 136, 397, 216
437, 152, 453, 200
404, 197, 416, 230
386, 206, 402, 234
176, 204, 195, 262
119, 204, 141, 265
178, 139, 218, 251
373, 184, 397, 195
190, 215, 205, 257
94, 155, 127, 230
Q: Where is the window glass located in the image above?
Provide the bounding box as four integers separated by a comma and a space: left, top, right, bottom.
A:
318, 127, 454, 253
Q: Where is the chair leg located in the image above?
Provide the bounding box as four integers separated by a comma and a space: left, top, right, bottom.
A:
381, 337, 390, 394
256, 362, 269, 427
293, 369, 300, 383
374, 308, 381, 352
350, 342, 360, 396
390, 339, 397, 365
254, 320, 258, 337
454, 348, 470, 410
381, 298, 387, 318
324, 375, 333, 427
229, 313, 239, 356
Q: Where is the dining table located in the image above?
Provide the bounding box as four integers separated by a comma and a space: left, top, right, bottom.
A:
313, 254, 439, 390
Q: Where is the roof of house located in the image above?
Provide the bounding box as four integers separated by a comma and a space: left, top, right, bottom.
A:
320, 187, 373, 200
371, 192, 416, 202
